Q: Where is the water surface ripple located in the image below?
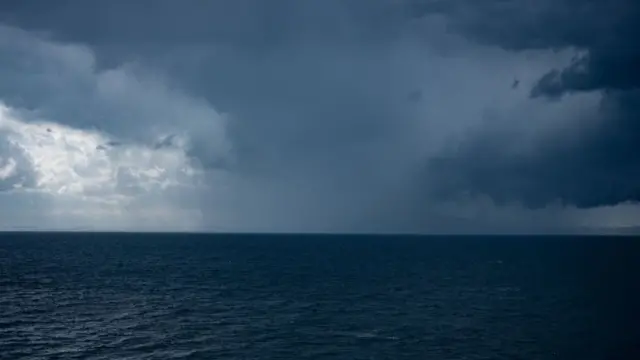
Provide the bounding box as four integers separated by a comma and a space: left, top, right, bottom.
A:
1, 234, 638, 359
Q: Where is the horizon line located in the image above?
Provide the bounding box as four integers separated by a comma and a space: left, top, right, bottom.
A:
0, 229, 639, 236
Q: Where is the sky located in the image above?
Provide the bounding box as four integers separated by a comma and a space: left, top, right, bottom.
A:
0, 0, 639, 233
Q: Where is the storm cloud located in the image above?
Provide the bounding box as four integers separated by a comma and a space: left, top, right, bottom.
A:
415, 0, 640, 208
0, 0, 638, 232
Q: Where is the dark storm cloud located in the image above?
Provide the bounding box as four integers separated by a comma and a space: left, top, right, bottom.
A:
3, 0, 637, 231
413, 0, 640, 208
0, 0, 405, 46
0, 0, 409, 154
407, 0, 639, 97
0, 0, 442, 231
1, 1, 425, 182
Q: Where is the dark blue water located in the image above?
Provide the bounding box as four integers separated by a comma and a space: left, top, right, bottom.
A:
1, 233, 639, 359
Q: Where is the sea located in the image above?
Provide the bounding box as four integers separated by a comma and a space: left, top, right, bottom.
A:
0, 233, 639, 360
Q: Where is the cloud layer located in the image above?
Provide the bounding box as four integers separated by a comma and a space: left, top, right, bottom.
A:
1, 1, 639, 232
418, 0, 640, 208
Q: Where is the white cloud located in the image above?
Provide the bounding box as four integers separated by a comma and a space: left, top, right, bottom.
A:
0, 103, 211, 230
0, 24, 237, 231
0, 157, 17, 180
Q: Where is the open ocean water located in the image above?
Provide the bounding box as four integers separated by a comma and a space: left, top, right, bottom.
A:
1, 233, 639, 360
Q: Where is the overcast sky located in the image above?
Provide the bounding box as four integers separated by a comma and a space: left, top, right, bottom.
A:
0, 0, 639, 233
